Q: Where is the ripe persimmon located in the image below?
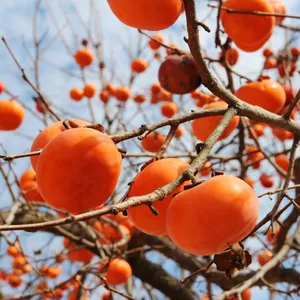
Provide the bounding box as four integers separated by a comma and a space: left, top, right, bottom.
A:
166, 175, 259, 255
36, 128, 122, 214
267, 226, 280, 243
19, 169, 43, 202
114, 86, 131, 102
128, 158, 189, 235
133, 94, 146, 104
131, 58, 149, 73
150, 83, 162, 94
158, 54, 201, 94
70, 88, 84, 101
221, 0, 275, 52
0, 100, 25, 131
107, 0, 182, 31
157, 90, 172, 102
106, 258, 132, 285
252, 123, 265, 137
192, 101, 240, 141
8, 275, 22, 288
222, 48, 239, 66
258, 250, 273, 266
161, 102, 178, 118
7, 245, 21, 258
227, 289, 252, 300
149, 34, 164, 50
99, 90, 110, 103
274, 154, 289, 173
175, 126, 184, 138
268, 0, 286, 24
244, 177, 255, 189
83, 83, 97, 98
74, 48, 94, 67
30, 119, 90, 171
63, 239, 94, 263
166, 43, 179, 55
272, 127, 293, 141
200, 161, 212, 176
264, 57, 277, 69
283, 85, 296, 105
260, 174, 274, 188
141, 132, 166, 153
235, 80, 285, 113
102, 291, 111, 300
263, 47, 273, 57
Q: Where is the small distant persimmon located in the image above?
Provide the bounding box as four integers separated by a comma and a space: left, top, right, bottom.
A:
263, 47, 273, 57
243, 177, 255, 189
0, 80, 4, 94
102, 291, 111, 300
166, 43, 179, 55
267, 226, 280, 243
63, 239, 94, 263
150, 82, 161, 94
114, 86, 131, 102
134, 94, 146, 104
264, 57, 277, 69
70, 88, 84, 101
260, 174, 274, 188
106, 258, 132, 285
252, 123, 265, 137
8, 275, 22, 288
161, 102, 178, 118
258, 250, 273, 266
74, 48, 94, 67
131, 58, 149, 73
274, 154, 289, 173
175, 126, 184, 138
291, 46, 300, 59
141, 132, 166, 153
157, 90, 172, 102
99, 90, 110, 103
83, 83, 97, 98
7, 245, 21, 258
200, 161, 212, 176
0, 100, 25, 131
149, 34, 164, 50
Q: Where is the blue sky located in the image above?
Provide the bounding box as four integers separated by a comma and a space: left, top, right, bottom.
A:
0, 1, 299, 299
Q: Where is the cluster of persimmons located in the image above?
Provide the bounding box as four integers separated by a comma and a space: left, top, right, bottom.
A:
0, 0, 298, 299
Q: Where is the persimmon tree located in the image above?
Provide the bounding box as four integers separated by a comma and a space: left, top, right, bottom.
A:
0, 0, 299, 299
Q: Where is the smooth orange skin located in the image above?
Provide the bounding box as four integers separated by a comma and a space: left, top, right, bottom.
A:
0, 100, 25, 131
200, 161, 212, 176
63, 239, 94, 263
264, 57, 277, 69
134, 94, 146, 104
235, 80, 286, 113
222, 48, 239, 66
221, 0, 275, 52
107, 0, 182, 31
150, 83, 162, 94
274, 154, 289, 173
157, 90, 172, 102
253, 123, 265, 137
99, 90, 110, 103
175, 126, 184, 138
30, 120, 90, 171
70, 88, 84, 101
131, 58, 148, 73
263, 47, 273, 57
161, 102, 178, 118
115, 86, 131, 102
19, 169, 44, 202
74, 48, 94, 67
227, 289, 252, 300
36, 128, 122, 214
166, 175, 259, 256
192, 101, 240, 141
269, 0, 286, 24
102, 291, 111, 300
258, 250, 273, 266
272, 127, 293, 141
149, 34, 164, 50
260, 174, 274, 188
128, 159, 189, 236
7, 246, 21, 258
106, 258, 132, 286
141, 132, 166, 153
83, 83, 96, 98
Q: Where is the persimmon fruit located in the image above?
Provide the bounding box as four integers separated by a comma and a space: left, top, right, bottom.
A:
166, 175, 259, 255
106, 258, 132, 285
221, 0, 275, 52
235, 80, 285, 113
158, 54, 201, 94
161, 102, 178, 118
141, 132, 166, 153
0, 100, 25, 131
74, 48, 94, 67
128, 158, 189, 235
192, 101, 240, 141
258, 250, 273, 266
63, 239, 94, 263
30, 119, 90, 171
36, 128, 122, 214
107, 0, 182, 31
